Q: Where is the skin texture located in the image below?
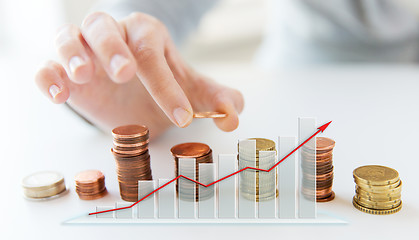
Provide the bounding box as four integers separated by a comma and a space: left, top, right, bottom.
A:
35, 12, 244, 139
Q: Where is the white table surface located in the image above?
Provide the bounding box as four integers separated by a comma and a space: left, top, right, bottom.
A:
2, 62, 419, 239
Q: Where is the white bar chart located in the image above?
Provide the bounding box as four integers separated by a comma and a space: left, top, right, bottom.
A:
278, 136, 297, 218
66, 119, 345, 224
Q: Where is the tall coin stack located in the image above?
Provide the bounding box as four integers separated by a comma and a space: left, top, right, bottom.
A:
353, 165, 402, 215
170, 142, 213, 201
301, 137, 336, 202
74, 170, 107, 200
238, 138, 277, 202
111, 125, 152, 202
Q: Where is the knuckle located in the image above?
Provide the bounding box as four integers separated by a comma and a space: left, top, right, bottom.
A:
55, 23, 75, 36
55, 24, 79, 49
128, 12, 166, 33
95, 33, 122, 50
133, 45, 157, 62
82, 11, 110, 28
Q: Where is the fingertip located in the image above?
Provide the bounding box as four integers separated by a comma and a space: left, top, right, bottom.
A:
214, 111, 239, 132
233, 90, 245, 114
35, 62, 70, 104
173, 107, 193, 128
49, 84, 70, 104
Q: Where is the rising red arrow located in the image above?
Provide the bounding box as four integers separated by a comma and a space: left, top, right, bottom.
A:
89, 121, 332, 215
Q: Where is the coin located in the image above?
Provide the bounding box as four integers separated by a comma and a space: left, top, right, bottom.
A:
111, 125, 153, 202
301, 137, 336, 202
171, 142, 214, 201
193, 112, 227, 118
353, 197, 402, 215
352, 165, 402, 214
353, 165, 399, 185
171, 142, 211, 158
22, 171, 67, 200
112, 124, 148, 139
74, 170, 107, 200
238, 138, 277, 202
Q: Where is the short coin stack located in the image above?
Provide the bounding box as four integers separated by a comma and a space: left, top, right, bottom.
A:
22, 171, 67, 200
170, 142, 213, 201
112, 125, 152, 202
301, 137, 336, 202
74, 170, 107, 200
238, 138, 277, 202
353, 165, 402, 215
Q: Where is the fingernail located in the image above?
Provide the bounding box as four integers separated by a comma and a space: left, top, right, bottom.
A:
49, 84, 61, 99
110, 54, 129, 77
68, 56, 85, 74
173, 107, 192, 128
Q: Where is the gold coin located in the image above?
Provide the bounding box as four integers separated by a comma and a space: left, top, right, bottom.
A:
353, 197, 402, 215
246, 138, 276, 151
353, 165, 399, 185
355, 189, 401, 201
355, 196, 401, 210
355, 195, 401, 206
356, 181, 402, 194
355, 179, 401, 191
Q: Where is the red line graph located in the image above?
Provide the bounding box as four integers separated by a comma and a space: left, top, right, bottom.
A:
89, 121, 332, 215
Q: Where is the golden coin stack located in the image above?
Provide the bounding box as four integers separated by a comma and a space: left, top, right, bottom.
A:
111, 125, 152, 202
353, 165, 402, 215
74, 170, 107, 200
170, 142, 213, 201
301, 137, 336, 202
22, 171, 67, 200
238, 138, 278, 202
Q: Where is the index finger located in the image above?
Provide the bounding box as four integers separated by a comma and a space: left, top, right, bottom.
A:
122, 13, 193, 128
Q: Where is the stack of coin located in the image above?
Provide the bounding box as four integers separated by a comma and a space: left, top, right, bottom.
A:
353, 165, 402, 215
22, 171, 67, 200
238, 138, 278, 202
111, 125, 152, 202
301, 137, 336, 202
170, 142, 213, 201
74, 170, 107, 200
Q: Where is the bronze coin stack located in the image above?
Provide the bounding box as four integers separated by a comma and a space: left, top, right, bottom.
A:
170, 142, 213, 201
301, 137, 336, 202
74, 170, 107, 200
111, 125, 152, 202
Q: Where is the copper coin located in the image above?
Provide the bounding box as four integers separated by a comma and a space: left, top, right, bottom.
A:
171, 142, 211, 158
112, 124, 148, 139
75, 170, 104, 184
193, 112, 227, 118
317, 191, 335, 202
77, 189, 108, 200
316, 137, 335, 151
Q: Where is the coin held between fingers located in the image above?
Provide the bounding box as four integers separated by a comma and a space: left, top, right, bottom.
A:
193, 112, 227, 119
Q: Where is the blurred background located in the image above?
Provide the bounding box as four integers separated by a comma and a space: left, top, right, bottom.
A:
0, 0, 267, 67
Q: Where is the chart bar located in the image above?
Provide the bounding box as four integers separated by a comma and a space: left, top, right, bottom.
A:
238, 139, 256, 218
95, 206, 114, 218
298, 117, 317, 218
217, 154, 237, 218
258, 150, 277, 218
138, 180, 156, 219
178, 158, 196, 219
115, 202, 133, 219
198, 163, 216, 219
158, 179, 176, 219
278, 136, 297, 218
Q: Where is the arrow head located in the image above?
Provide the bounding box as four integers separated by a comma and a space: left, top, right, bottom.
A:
318, 121, 332, 132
